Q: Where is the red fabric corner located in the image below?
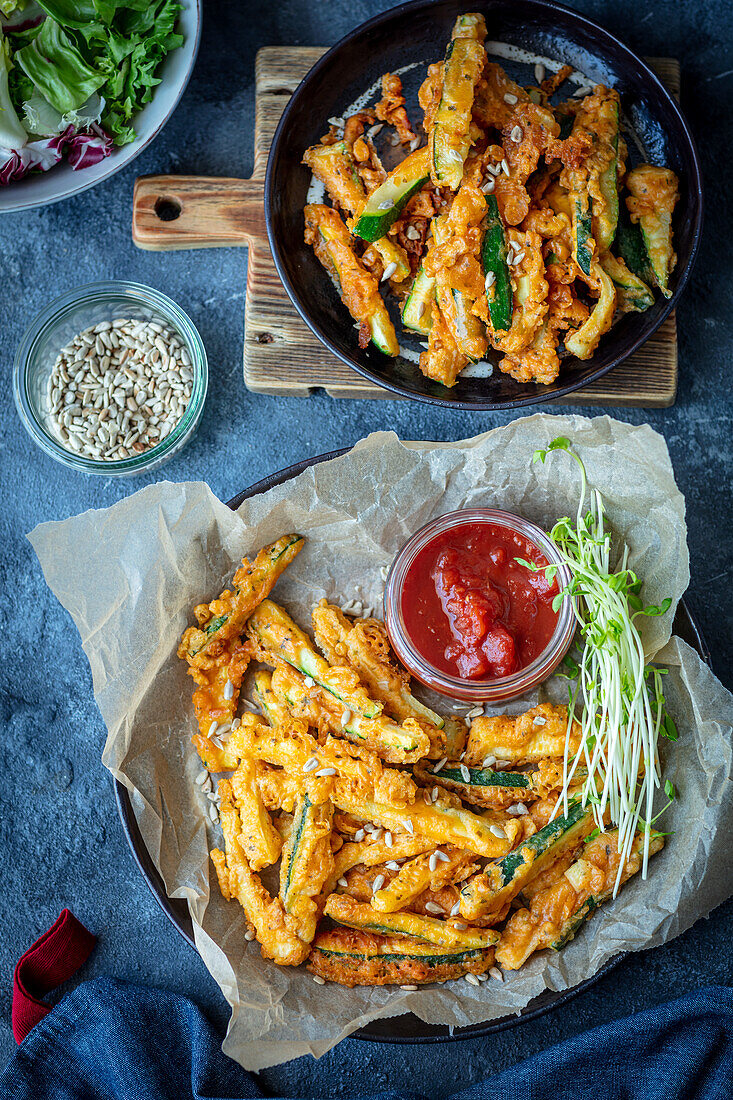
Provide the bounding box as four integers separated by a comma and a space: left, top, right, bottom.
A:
12, 909, 97, 1044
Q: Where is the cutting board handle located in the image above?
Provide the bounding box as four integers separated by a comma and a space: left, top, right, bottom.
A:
132, 175, 263, 251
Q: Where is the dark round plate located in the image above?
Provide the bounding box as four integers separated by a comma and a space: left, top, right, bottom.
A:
265, 0, 703, 410
115, 447, 711, 1042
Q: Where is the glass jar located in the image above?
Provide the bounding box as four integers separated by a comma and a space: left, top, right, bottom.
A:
13, 280, 208, 477
383, 508, 575, 703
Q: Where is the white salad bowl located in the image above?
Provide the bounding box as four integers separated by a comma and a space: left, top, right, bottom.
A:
0, 0, 200, 214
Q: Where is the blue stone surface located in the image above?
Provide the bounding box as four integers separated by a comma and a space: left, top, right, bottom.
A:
1, 0, 732, 1093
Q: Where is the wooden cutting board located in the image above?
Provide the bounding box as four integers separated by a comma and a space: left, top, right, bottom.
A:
132, 48, 679, 406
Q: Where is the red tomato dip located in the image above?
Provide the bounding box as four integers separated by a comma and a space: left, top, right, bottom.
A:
400, 521, 560, 680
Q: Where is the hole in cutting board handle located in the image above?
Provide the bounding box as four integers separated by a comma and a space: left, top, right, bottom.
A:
154, 197, 182, 222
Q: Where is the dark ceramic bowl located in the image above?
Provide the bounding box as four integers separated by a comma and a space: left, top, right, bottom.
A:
265, 0, 702, 410
115, 447, 711, 1043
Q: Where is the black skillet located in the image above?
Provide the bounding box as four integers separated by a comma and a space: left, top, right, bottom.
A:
265, 0, 702, 410
115, 447, 711, 1043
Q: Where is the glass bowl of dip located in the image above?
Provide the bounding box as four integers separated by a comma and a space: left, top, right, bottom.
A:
383, 509, 575, 703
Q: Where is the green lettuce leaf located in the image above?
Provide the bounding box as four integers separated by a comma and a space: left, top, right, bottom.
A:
15, 18, 105, 114
0, 31, 28, 148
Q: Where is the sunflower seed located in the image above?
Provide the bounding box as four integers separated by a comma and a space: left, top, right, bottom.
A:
489, 967, 503, 981
534, 62, 545, 83
424, 902, 442, 914
503, 93, 518, 105
381, 261, 398, 282
465, 973, 480, 987
510, 125, 523, 143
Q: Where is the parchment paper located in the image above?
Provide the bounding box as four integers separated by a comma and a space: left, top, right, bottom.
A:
29, 414, 733, 1071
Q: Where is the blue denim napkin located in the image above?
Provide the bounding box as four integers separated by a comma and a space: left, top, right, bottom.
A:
1, 979, 731, 1099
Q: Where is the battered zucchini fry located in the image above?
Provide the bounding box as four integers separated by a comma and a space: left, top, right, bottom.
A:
459, 802, 597, 921
280, 793, 334, 944
211, 780, 309, 966
269, 661, 431, 765
333, 789, 520, 859
179, 535, 304, 660
227, 710, 418, 809
372, 846, 477, 913
464, 703, 581, 765
324, 834, 436, 896
230, 758, 282, 871
249, 599, 382, 719
308, 926, 494, 986
496, 829, 664, 968
326, 894, 498, 950
311, 600, 449, 757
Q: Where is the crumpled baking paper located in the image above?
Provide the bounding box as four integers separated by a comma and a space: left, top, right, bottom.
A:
29, 414, 733, 1071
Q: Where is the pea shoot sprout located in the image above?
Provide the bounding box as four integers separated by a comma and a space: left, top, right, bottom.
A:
518, 438, 678, 894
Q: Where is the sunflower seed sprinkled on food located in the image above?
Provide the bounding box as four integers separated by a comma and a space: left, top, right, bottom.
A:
477, 971, 488, 982
424, 901, 443, 914
466, 706, 483, 719
400, 984, 418, 991
533, 716, 547, 726
495, 759, 511, 769
340, 709, 352, 727
506, 249, 515, 266
503, 92, 518, 105
328, 116, 345, 127
389, 132, 402, 146
510, 124, 523, 143
244, 928, 256, 941
410, 136, 421, 151
315, 767, 337, 777
437, 850, 450, 863
223, 680, 234, 701
385, 831, 393, 847
372, 828, 384, 843
450, 900, 461, 916
573, 85, 592, 97
366, 123, 383, 139
46, 319, 194, 462
354, 828, 366, 842
312, 974, 326, 985
302, 756, 320, 773
534, 62, 545, 82
405, 225, 421, 240
465, 973, 480, 987
207, 720, 219, 738
303, 675, 316, 687
489, 967, 504, 981
338, 877, 349, 888
384, 861, 400, 872
513, 249, 526, 265
433, 757, 448, 774
482, 755, 496, 768
429, 852, 438, 872
460, 763, 471, 782
403, 818, 415, 835
379, 564, 390, 580
481, 177, 495, 194
431, 787, 440, 802
202, 775, 212, 793
489, 824, 508, 839
372, 874, 385, 893
195, 770, 209, 786
208, 803, 219, 824
501, 158, 510, 176
487, 163, 501, 176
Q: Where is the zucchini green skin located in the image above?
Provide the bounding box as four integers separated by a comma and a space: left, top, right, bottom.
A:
601, 253, 654, 312
571, 193, 594, 275
499, 802, 586, 886
327, 903, 497, 949
314, 945, 487, 965
594, 100, 619, 253
281, 793, 311, 902
616, 208, 654, 283
439, 766, 530, 789
353, 148, 429, 243
481, 195, 513, 332
402, 265, 436, 334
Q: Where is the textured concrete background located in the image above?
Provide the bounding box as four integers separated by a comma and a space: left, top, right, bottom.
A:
1, 0, 732, 1093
